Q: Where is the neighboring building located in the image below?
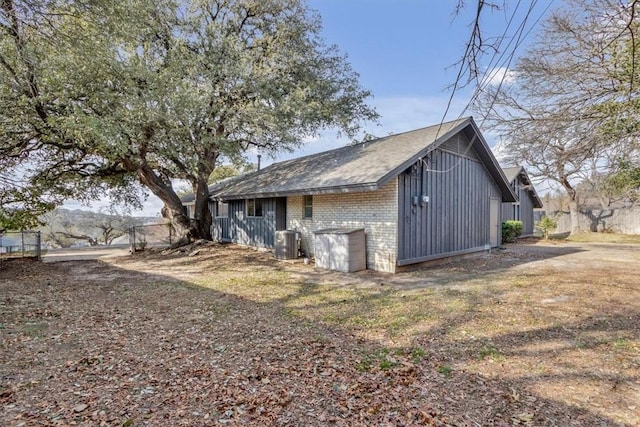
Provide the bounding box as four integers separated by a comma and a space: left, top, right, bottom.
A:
501, 166, 544, 237
188, 117, 517, 273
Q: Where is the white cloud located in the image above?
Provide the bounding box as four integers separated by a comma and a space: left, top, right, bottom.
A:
485, 67, 516, 87
261, 94, 471, 166
490, 138, 511, 164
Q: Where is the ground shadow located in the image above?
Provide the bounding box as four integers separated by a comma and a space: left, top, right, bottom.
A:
3, 253, 633, 425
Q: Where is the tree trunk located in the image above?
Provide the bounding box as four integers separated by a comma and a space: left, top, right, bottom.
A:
561, 177, 581, 235
57, 232, 98, 246
193, 176, 213, 241
136, 165, 195, 243
568, 199, 581, 235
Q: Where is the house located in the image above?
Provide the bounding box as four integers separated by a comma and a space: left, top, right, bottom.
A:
193, 117, 517, 273
500, 166, 543, 237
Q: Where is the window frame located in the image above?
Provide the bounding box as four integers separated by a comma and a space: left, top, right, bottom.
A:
303, 195, 313, 219
215, 201, 229, 218
246, 198, 263, 217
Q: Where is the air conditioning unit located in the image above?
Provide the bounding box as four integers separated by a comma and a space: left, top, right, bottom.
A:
275, 230, 299, 260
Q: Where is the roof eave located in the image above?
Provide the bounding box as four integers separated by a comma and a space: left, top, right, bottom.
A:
377, 117, 517, 203
531, 194, 544, 209
518, 169, 544, 208
216, 182, 380, 201
466, 120, 517, 203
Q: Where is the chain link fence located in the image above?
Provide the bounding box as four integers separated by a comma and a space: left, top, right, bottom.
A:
0, 231, 42, 260
128, 223, 174, 252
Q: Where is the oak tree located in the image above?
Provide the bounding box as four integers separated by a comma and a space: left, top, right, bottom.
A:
0, 0, 377, 240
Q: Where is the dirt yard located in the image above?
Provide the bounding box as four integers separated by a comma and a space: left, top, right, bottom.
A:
1, 240, 639, 426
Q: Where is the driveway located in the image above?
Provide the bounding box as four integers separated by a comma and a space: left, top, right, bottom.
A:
43, 244, 131, 263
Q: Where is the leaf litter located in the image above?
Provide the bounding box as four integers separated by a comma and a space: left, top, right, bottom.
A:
1, 241, 639, 426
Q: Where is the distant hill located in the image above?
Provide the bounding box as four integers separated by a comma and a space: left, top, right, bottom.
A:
37, 208, 165, 248
49, 208, 159, 225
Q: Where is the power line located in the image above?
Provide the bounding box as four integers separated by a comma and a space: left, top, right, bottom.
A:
426, 1, 552, 175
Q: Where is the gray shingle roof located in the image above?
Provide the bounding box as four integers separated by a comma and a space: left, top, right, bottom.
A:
213, 117, 515, 202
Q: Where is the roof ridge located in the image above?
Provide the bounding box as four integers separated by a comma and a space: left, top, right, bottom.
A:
356, 116, 471, 145
260, 116, 472, 171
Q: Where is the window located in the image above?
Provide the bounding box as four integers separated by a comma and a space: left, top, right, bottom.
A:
216, 201, 228, 218
513, 203, 520, 221
246, 198, 263, 217
304, 195, 313, 218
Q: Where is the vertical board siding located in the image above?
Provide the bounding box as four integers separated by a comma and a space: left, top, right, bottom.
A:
439, 133, 480, 160
398, 140, 501, 263
502, 202, 514, 222
211, 198, 278, 248
501, 176, 537, 236
519, 188, 536, 236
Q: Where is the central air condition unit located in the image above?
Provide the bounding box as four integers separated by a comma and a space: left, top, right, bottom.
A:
275, 230, 299, 260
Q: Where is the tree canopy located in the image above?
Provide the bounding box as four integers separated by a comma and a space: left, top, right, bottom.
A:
0, 0, 377, 237
475, 0, 640, 233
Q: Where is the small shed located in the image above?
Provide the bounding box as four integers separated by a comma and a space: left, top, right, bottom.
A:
314, 228, 366, 273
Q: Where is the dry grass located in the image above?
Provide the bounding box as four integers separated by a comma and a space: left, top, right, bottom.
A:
2, 241, 639, 425
558, 231, 640, 244
125, 241, 640, 425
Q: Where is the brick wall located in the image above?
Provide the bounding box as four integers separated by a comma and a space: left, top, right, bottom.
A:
287, 180, 399, 273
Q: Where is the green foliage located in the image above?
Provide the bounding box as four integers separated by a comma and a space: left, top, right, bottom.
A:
207, 163, 256, 185
536, 216, 557, 240
0, 211, 31, 232
0, 206, 49, 232
613, 338, 631, 349
0, 0, 378, 240
437, 365, 452, 377
501, 220, 523, 243
602, 161, 640, 201
410, 347, 426, 363
478, 345, 502, 361
357, 348, 402, 372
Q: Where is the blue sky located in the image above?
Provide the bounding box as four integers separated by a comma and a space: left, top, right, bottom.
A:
267, 0, 555, 161
311, 1, 482, 98
67, 1, 556, 216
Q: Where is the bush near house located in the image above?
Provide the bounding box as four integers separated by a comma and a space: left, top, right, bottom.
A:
502, 220, 523, 243
536, 216, 558, 240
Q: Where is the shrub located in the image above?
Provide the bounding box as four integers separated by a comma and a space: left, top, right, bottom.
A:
536, 216, 557, 240
502, 220, 523, 243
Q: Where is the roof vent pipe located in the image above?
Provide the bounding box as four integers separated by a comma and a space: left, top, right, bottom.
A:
257, 154, 261, 171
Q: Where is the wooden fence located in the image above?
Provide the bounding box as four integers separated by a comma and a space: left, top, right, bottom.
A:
549, 206, 640, 234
